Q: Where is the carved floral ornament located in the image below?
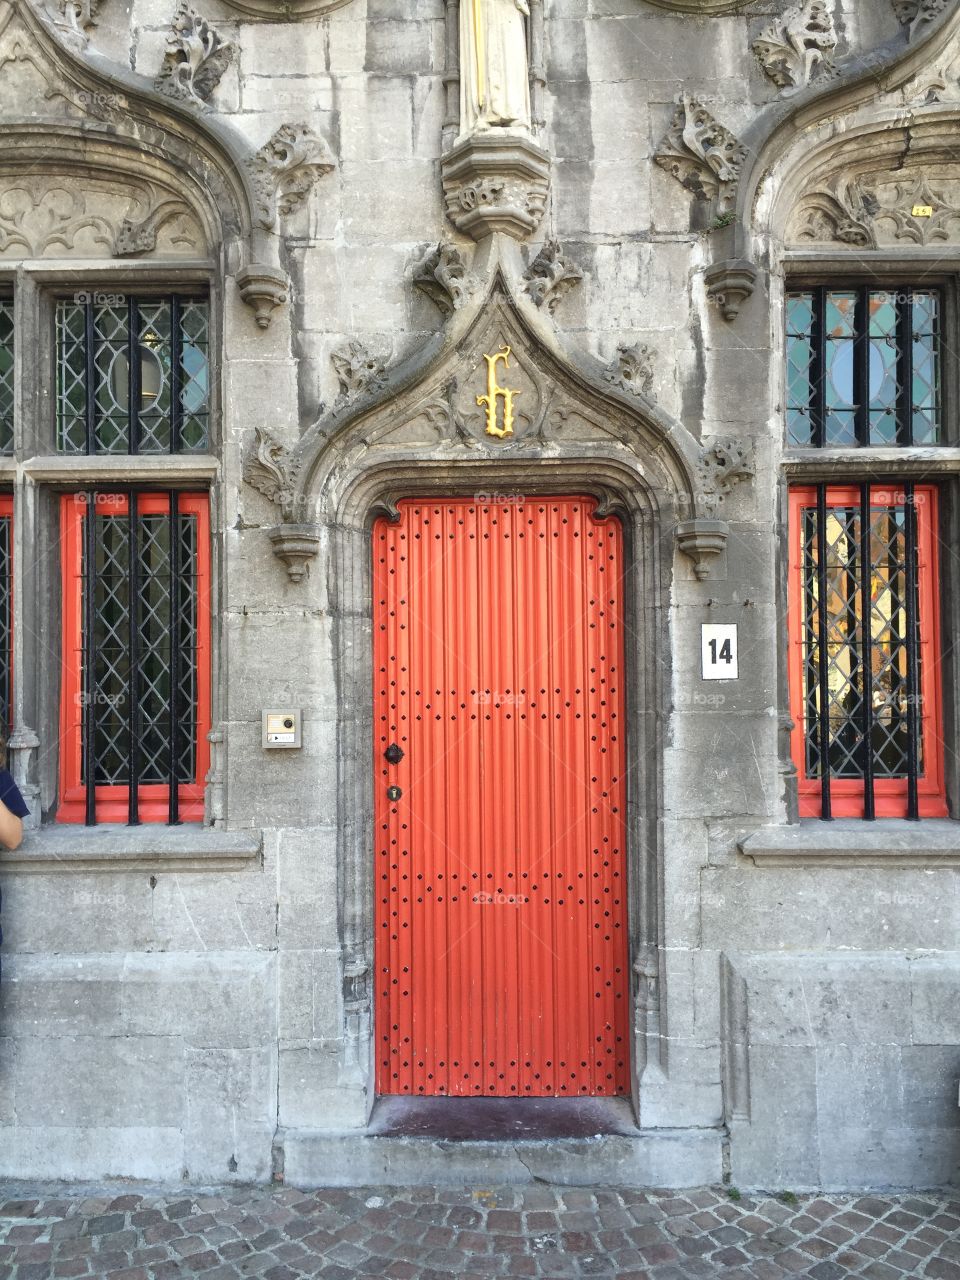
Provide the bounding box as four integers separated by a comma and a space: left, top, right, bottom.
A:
752, 0, 838, 90
893, 0, 950, 40
654, 94, 747, 213
156, 3, 233, 106
788, 172, 960, 247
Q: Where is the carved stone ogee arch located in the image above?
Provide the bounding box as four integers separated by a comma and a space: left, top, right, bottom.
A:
718, 0, 960, 260
1, 0, 335, 324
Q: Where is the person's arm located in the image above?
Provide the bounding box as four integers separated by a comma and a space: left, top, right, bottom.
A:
0, 798, 23, 851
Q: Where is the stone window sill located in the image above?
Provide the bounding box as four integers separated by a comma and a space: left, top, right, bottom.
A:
0, 824, 261, 873
738, 819, 960, 867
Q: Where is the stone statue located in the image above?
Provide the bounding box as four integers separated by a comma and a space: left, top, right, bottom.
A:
460, 0, 531, 136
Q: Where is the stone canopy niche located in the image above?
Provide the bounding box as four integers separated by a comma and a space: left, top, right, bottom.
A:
218, 0, 354, 16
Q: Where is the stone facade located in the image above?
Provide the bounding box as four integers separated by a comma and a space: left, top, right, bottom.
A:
0, 0, 957, 1192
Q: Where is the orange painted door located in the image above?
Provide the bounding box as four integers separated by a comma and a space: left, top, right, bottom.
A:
374, 497, 630, 1097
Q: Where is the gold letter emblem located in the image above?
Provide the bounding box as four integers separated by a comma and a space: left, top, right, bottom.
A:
478, 345, 521, 439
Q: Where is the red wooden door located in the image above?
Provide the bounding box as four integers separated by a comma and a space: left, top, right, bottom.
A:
374, 497, 630, 1097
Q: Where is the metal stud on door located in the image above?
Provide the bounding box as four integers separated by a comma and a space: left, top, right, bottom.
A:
374, 498, 630, 1097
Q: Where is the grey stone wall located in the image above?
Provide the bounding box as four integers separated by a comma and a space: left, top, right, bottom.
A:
0, 0, 957, 1190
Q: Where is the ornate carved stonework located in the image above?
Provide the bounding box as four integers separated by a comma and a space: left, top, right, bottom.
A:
893, 0, 950, 39
55, 0, 99, 50
789, 172, 960, 247
697, 437, 755, 517
413, 242, 470, 315
243, 426, 302, 521
654, 95, 747, 212
604, 343, 655, 399
156, 4, 233, 106
441, 132, 550, 241
787, 175, 875, 246
332, 342, 388, 404
247, 124, 336, 230
523, 239, 583, 314
113, 192, 196, 256
0, 178, 203, 259
752, 0, 837, 90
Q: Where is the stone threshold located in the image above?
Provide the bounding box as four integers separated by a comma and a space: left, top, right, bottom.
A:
739, 818, 960, 866
0, 824, 262, 873
279, 1126, 722, 1189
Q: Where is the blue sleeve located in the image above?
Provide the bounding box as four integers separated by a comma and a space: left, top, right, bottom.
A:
0, 769, 29, 819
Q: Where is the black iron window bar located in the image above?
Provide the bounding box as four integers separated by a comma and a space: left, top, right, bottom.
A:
787, 286, 941, 448
81, 487, 197, 826
803, 482, 923, 821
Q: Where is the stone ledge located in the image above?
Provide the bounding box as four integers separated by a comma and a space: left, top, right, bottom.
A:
281, 1127, 722, 1189
0, 825, 262, 873
22, 454, 219, 483
739, 819, 960, 866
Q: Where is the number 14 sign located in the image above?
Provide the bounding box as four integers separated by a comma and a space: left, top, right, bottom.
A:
701, 624, 738, 680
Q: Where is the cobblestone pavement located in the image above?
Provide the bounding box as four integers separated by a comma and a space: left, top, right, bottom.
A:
0, 1183, 957, 1279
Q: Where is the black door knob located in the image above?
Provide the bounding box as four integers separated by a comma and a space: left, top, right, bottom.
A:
385, 744, 404, 765
387, 786, 402, 802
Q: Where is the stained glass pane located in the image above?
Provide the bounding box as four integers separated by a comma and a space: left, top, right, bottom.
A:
801, 499, 921, 781
56, 297, 209, 454
786, 288, 942, 447
0, 302, 14, 454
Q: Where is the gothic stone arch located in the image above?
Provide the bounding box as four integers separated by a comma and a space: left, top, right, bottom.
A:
267, 266, 707, 1118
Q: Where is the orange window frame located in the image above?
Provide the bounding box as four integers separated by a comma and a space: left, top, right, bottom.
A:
58, 491, 211, 824
0, 493, 11, 729
788, 484, 946, 819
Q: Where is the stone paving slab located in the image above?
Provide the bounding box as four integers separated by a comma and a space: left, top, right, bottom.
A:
0, 1183, 956, 1278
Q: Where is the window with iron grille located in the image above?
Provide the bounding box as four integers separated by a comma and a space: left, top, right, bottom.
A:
0, 495, 11, 731
787, 288, 941, 447
56, 296, 209, 454
58, 491, 211, 825
788, 484, 945, 820
0, 299, 13, 455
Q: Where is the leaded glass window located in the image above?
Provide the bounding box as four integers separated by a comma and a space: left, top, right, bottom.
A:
56, 296, 209, 454
59, 491, 210, 825
0, 300, 14, 454
789, 484, 945, 821
787, 288, 940, 447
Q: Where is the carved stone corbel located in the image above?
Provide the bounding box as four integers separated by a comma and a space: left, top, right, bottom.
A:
413, 242, 470, 314
704, 259, 759, 322
440, 132, 551, 241
523, 239, 583, 313
675, 519, 729, 581
268, 525, 322, 584
156, 3, 233, 107
247, 124, 336, 230
236, 264, 289, 330
654, 95, 747, 213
